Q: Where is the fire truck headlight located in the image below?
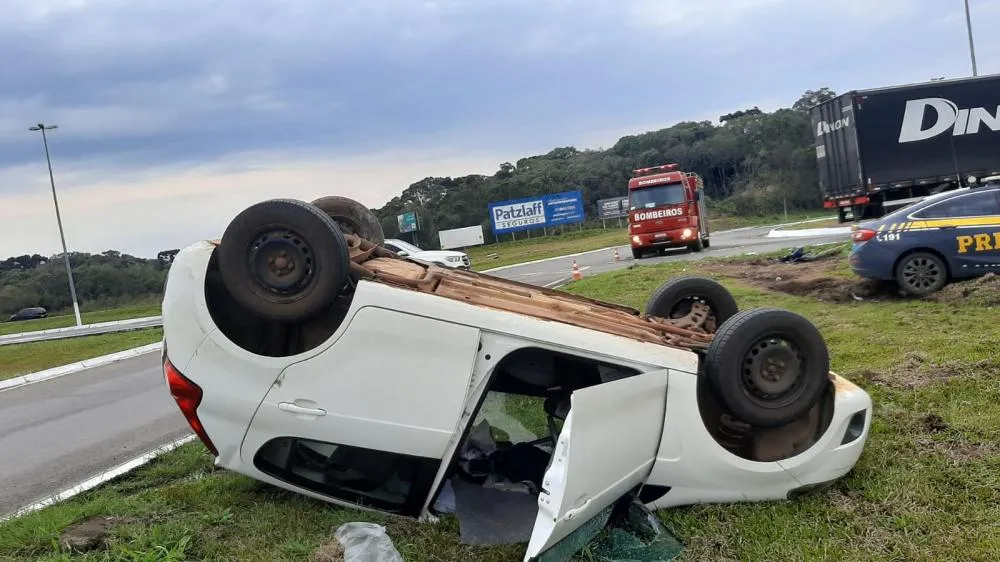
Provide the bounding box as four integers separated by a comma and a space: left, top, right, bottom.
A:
631, 235, 641, 245
682, 228, 693, 238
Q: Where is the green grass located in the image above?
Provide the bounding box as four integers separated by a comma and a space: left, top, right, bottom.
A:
1, 256, 997, 561
0, 328, 163, 381
0, 300, 162, 336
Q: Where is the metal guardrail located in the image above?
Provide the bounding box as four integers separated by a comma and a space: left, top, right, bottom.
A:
0, 316, 163, 346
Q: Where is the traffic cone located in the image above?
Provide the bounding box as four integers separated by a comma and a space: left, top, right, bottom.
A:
572, 260, 583, 280
612, 248, 620, 263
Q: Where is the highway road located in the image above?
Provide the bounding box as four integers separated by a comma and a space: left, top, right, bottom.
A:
0, 354, 190, 518
491, 223, 851, 288
0, 222, 847, 518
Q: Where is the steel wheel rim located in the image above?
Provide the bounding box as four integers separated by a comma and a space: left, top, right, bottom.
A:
247, 227, 316, 295
740, 334, 807, 409
901, 256, 942, 291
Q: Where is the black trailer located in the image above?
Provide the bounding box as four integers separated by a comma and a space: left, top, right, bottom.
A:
811, 73, 1000, 222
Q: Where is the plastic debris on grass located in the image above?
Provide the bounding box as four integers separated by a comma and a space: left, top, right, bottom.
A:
335, 522, 404, 562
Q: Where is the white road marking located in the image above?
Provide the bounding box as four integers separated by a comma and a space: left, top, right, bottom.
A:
1, 434, 196, 522
543, 278, 569, 288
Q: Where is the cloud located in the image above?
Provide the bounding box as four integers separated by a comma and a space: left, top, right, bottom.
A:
0, 147, 511, 258
2, 0, 1000, 258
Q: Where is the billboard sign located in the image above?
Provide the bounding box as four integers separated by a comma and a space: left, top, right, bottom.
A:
439, 225, 485, 249
488, 190, 586, 234
397, 211, 418, 233
597, 196, 629, 219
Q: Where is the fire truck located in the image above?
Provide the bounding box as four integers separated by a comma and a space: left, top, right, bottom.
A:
627, 163, 710, 259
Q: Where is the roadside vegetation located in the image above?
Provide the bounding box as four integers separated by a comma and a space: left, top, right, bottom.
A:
0, 328, 163, 381
2, 250, 996, 561
0, 300, 162, 336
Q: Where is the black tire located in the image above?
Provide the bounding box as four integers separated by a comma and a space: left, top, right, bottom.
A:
895, 251, 948, 296
218, 199, 350, 322
644, 276, 738, 329
311, 195, 385, 247
705, 307, 830, 428
688, 236, 703, 253
632, 248, 643, 259
702, 236, 710, 248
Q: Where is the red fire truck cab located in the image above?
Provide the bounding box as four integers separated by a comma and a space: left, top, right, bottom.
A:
627, 163, 710, 259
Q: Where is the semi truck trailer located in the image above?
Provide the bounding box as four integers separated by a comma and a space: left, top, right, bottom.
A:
811, 73, 1000, 222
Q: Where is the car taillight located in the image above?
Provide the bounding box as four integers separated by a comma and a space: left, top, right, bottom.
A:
852, 228, 877, 242
163, 356, 219, 456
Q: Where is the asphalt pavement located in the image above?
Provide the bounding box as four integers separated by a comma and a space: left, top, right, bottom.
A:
0, 221, 847, 518
489, 223, 851, 288
0, 354, 190, 518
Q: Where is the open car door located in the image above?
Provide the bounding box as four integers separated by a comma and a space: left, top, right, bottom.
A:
524, 369, 670, 561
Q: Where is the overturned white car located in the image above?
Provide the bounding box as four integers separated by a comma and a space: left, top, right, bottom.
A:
161, 197, 872, 560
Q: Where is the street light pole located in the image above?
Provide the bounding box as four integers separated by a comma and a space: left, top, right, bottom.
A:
29, 123, 82, 327
964, 0, 978, 77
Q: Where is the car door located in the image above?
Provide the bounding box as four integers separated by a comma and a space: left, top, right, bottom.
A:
523, 369, 669, 561
909, 190, 1000, 275
239, 305, 482, 517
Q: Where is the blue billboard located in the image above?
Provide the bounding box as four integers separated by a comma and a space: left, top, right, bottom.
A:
488, 190, 586, 235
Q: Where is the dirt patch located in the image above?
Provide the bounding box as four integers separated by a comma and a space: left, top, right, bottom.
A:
59, 516, 118, 552
703, 255, 1000, 306
926, 272, 1000, 307
313, 539, 345, 562
922, 413, 949, 433
700, 255, 893, 303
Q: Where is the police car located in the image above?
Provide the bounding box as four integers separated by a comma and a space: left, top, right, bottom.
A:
849, 176, 1000, 295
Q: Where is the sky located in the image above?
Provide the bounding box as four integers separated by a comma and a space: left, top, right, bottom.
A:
2, 0, 999, 258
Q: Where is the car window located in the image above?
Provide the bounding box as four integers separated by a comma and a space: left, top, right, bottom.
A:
383, 242, 402, 253
912, 191, 1000, 219
254, 437, 438, 514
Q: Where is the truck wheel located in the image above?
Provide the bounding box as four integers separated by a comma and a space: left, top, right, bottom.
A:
895, 252, 948, 296
702, 236, 710, 248
688, 237, 703, 253
311, 195, 385, 247
644, 276, 738, 330
631, 248, 643, 259
704, 307, 830, 428
218, 199, 350, 322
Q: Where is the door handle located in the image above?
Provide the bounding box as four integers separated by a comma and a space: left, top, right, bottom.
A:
278, 402, 327, 417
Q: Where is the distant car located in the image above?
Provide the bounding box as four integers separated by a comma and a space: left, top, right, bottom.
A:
7, 307, 47, 322
382, 238, 471, 270
161, 196, 871, 560
849, 178, 1000, 295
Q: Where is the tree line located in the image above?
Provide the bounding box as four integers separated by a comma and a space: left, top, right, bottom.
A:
0, 250, 170, 317
373, 88, 837, 248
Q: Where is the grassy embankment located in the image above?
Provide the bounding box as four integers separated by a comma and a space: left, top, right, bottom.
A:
0, 300, 161, 336
1, 248, 995, 561
0, 329, 163, 382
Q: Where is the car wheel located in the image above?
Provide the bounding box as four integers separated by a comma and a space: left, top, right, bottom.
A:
218, 198, 350, 322
311, 195, 385, 247
631, 248, 643, 259
644, 275, 738, 332
895, 252, 947, 295
704, 307, 830, 428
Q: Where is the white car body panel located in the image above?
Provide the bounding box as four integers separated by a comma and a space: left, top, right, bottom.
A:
240, 306, 481, 462
161, 237, 873, 553
644, 371, 871, 508
524, 370, 669, 560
